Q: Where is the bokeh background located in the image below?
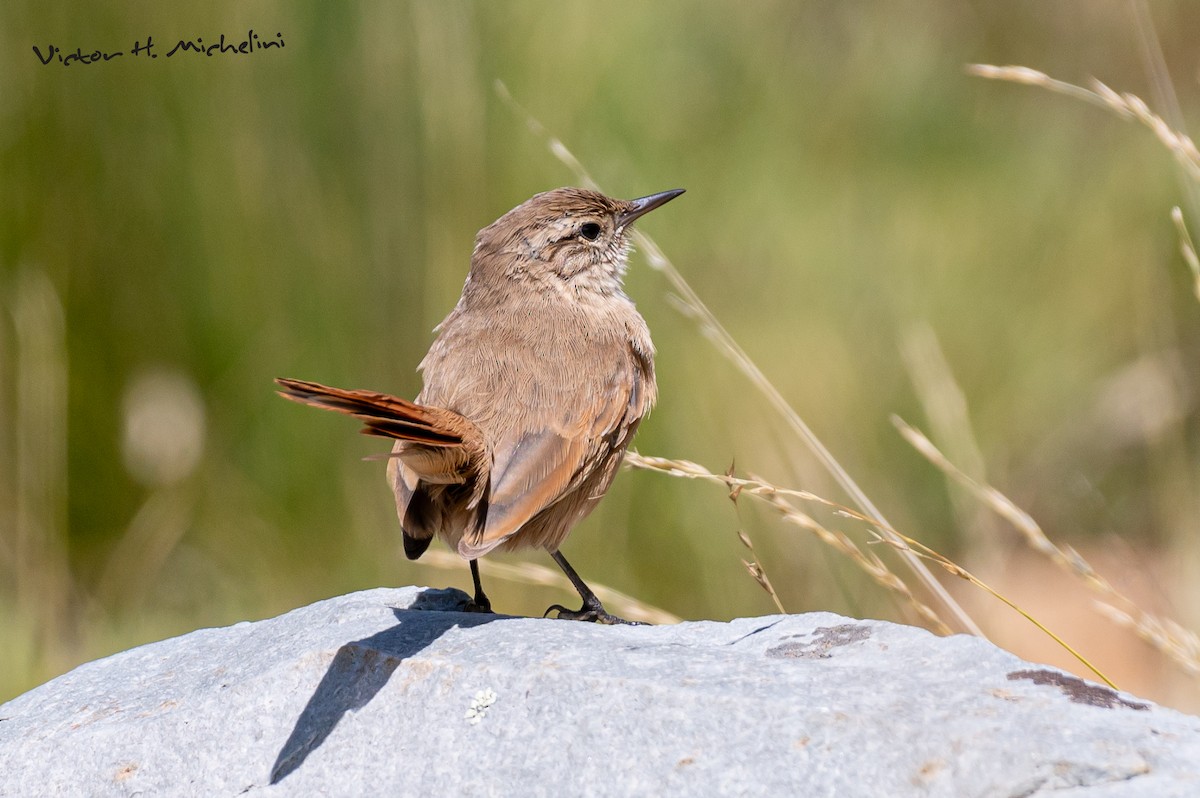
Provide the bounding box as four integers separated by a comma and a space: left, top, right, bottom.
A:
4, 2, 1200, 710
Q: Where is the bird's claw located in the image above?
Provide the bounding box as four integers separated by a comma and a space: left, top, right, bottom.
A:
543, 602, 646, 626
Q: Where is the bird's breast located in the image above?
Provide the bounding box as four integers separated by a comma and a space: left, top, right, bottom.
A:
417, 296, 654, 434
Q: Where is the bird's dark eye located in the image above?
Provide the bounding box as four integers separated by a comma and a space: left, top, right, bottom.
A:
579, 222, 602, 241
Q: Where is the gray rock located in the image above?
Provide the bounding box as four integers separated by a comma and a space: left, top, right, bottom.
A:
1, 586, 1197, 797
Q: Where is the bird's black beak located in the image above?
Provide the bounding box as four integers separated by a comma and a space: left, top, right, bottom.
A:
618, 188, 685, 229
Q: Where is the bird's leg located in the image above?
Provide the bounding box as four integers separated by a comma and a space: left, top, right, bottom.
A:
465, 559, 493, 613
544, 550, 645, 626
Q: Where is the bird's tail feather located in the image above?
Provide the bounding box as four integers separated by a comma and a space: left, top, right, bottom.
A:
275, 377, 465, 447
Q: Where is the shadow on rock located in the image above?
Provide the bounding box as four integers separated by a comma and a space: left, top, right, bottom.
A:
270, 588, 505, 784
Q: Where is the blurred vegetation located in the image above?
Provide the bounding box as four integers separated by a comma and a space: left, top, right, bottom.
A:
3, 2, 1200, 709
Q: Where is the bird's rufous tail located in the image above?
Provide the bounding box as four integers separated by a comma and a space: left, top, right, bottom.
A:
274, 377, 471, 447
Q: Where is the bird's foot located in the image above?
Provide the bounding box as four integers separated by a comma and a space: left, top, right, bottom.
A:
464, 595, 493, 614
544, 599, 645, 626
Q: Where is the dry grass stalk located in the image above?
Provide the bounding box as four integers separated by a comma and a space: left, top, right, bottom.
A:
971, 58, 1200, 302
865, 519, 1118, 690
494, 79, 982, 638
736, 528, 787, 615
1170, 206, 1200, 303
1130, 0, 1200, 226
969, 59, 1200, 678
625, 450, 1127, 686
726, 464, 787, 613
973, 59, 1200, 297
893, 415, 1200, 678
1094, 603, 1200, 676
416, 548, 681, 625
625, 452, 952, 635
968, 64, 1200, 182
759, 491, 953, 636
629, 231, 981, 636
899, 323, 1002, 565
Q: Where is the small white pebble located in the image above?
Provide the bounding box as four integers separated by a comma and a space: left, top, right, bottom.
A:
465, 689, 497, 725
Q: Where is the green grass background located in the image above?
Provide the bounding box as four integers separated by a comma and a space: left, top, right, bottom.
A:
3, 2, 1199, 707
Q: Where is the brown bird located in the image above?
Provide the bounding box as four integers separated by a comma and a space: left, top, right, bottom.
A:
277, 186, 684, 624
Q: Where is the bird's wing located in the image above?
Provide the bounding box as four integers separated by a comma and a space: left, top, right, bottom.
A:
457, 343, 653, 559
457, 422, 606, 560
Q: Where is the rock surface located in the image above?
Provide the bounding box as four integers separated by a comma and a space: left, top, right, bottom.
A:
1, 586, 1197, 796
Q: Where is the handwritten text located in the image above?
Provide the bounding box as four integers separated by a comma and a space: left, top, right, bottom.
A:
33, 30, 285, 66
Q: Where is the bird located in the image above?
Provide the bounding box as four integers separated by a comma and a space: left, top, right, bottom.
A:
276, 186, 683, 624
